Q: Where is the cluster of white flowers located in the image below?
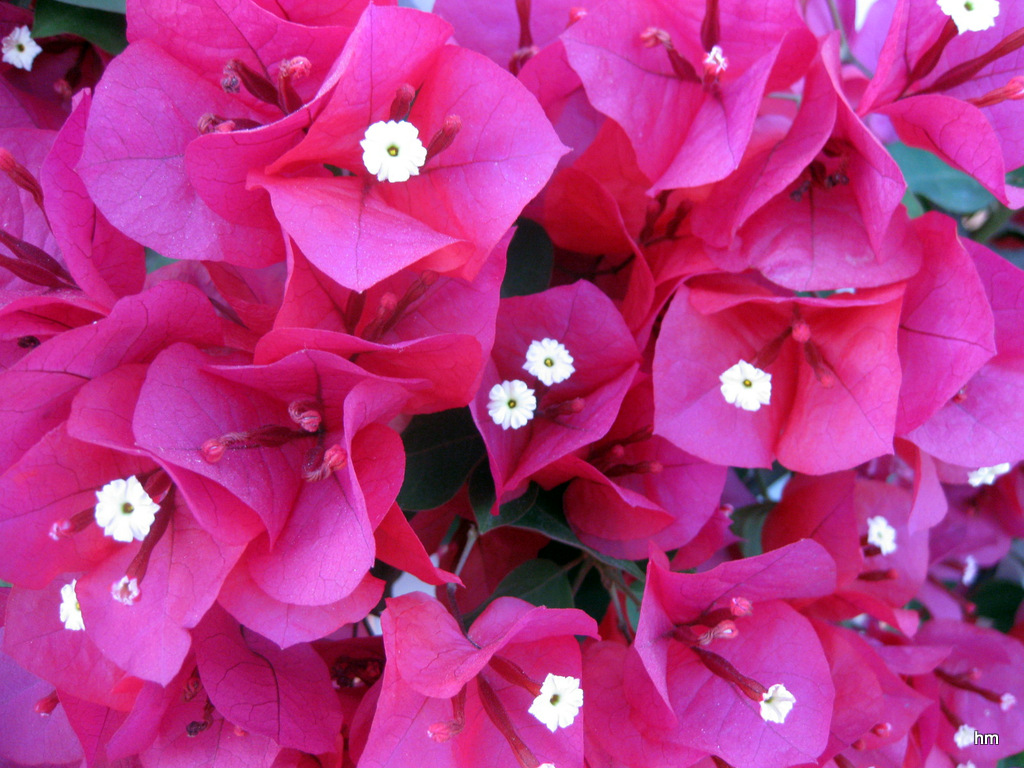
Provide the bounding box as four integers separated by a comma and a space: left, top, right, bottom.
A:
720, 359, 772, 412
488, 339, 576, 430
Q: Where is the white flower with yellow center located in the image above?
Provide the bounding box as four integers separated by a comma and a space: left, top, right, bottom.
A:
759, 683, 796, 724
528, 674, 583, 732
866, 515, 897, 555
487, 379, 537, 430
523, 338, 575, 386
719, 360, 772, 412
94, 476, 160, 543
967, 462, 1011, 487
937, 0, 999, 33
360, 120, 427, 183
2, 26, 42, 71
59, 580, 85, 631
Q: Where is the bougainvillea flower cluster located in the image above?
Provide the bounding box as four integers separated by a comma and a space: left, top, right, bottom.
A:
2, 0, 1024, 766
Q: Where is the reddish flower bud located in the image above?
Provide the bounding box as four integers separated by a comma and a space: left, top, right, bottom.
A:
288, 400, 323, 432
425, 115, 463, 163
729, 596, 753, 617
389, 83, 417, 122
34, 690, 59, 716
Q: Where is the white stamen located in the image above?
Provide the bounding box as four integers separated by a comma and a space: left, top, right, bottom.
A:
866, 515, 898, 555
528, 674, 584, 732
360, 120, 427, 183
759, 683, 795, 724
719, 360, 772, 412
487, 379, 537, 430
94, 476, 160, 543
523, 338, 575, 386
937, 0, 999, 33
1, 26, 42, 71
59, 580, 85, 631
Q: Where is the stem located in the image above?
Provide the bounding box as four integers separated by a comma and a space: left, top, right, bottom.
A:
972, 203, 1014, 243
825, 0, 872, 78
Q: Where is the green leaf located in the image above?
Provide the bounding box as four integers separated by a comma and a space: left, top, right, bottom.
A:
396, 408, 484, 511
970, 579, 1024, 633
33, 0, 127, 53
470, 466, 643, 578
901, 188, 925, 219
144, 248, 176, 273
486, 559, 574, 611
889, 143, 994, 215
469, 462, 537, 534
45, 0, 125, 13
501, 219, 552, 298
730, 502, 773, 558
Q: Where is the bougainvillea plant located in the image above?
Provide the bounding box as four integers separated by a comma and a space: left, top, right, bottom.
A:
3, 0, 1024, 766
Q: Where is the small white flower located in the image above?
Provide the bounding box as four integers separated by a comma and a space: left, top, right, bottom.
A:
2, 26, 42, 71
1001, 692, 1017, 711
866, 515, 898, 555
523, 338, 575, 386
954, 723, 978, 749
957, 763, 977, 768
937, 0, 999, 33
360, 120, 427, 183
111, 576, 141, 605
962, 554, 979, 586
967, 462, 1012, 487
759, 683, 796, 724
487, 379, 537, 430
702, 45, 728, 75
94, 476, 160, 543
719, 360, 772, 412
528, 674, 583, 732
59, 580, 85, 631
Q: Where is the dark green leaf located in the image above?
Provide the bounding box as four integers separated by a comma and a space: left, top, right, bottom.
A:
730, 502, 773, 558
470, 467, 644, 579
501, 219, 552, 298
45, 0, 125, 12
901, 189, 925, 219
486, 559, 574, 610
469, 462, 536, 534
970, 579, 1024, 633
145, 248, 175, 273
889, 143, 994, 215
396, 408, 484, 511
33, 0, 127, 53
